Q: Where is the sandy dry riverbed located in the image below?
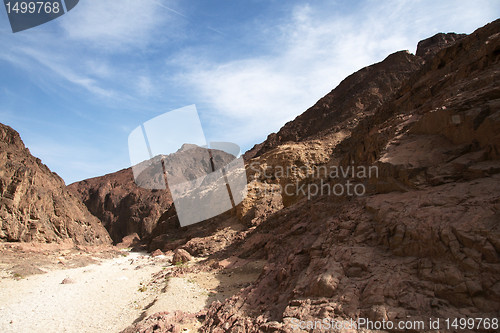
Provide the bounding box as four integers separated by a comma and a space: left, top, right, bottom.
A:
0, 251, 166, 333
0, 243, 266, 333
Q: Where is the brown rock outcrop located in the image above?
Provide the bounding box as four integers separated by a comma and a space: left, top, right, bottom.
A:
172, 248, 192, 264
68, 167, 172, 243
199, 19, 500, 331
415, 32, 466, 59
120, 311, 200, 333
69, 145, 238, 243
244, 49, 424, 160
0, 123, 111, 245
94, 19, 500, 332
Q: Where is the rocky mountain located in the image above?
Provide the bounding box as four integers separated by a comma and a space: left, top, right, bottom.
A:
122, 19, 500, 332
69, 144, 238, 244
68, 167, 172, 244
244, 33, 466, 161
0, 123, 111, 245
198, 19, 500, 331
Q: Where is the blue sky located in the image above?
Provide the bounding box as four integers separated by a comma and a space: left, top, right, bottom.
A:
0, 0, 498, 184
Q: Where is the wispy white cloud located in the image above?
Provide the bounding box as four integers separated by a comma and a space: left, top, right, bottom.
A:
59, 0, 181, 51
0, 0, 183, 106
1, 0, 498, 183
16, 46, 116, 98
152, 0, 187, 19
0, 1, 182, 182
84, 59, 114, 79
179, 0, 500, 148
136, 75, 154, 97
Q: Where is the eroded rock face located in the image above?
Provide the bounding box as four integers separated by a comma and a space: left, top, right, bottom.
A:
199, 19, 500, 331
68, 167, 172, 244
93, 19, 500, 332
415, 32, 466, 59
244, 50, 424, 161
0, 123, 111, 245
241, 34, 463, 209
69, 145, 238, 244
172, 248, 192, 264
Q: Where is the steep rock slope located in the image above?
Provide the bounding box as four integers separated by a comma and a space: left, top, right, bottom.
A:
243, 34, 468, 209
69, 167, 172, 244
244, 32, 465, 161
112, 20, 500, 333
69, 145, 238, 243
199, 19, 500, 331
0, 123, 111, 245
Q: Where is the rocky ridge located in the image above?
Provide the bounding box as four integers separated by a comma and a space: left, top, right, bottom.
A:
68, 166, 172, 244
197, 19, 500, 332
0, 123, 111, 245
122, 19, 500, 332
69, 145, 237, 244
243, 32, 466, 161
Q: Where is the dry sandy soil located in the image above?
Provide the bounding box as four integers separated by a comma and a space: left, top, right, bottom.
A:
0, 245, 265, 333
0, 249, 165, 332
